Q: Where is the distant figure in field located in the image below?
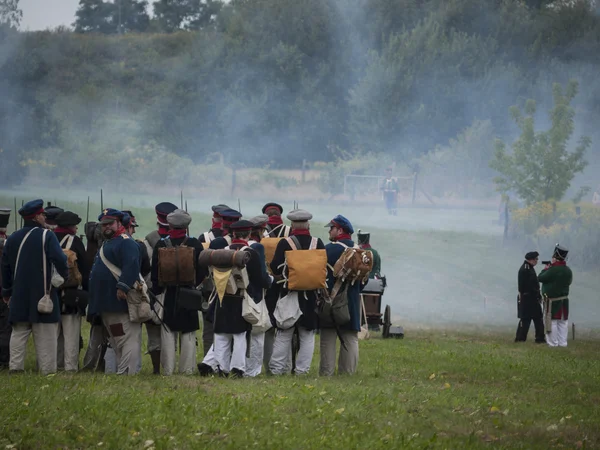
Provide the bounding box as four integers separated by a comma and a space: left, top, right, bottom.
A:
539, 245, 573, 348
515, 251, 544, 343
592, 186, 600, 206
380, 167, 399, 216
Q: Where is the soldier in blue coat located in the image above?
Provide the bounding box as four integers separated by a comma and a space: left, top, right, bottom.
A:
89, 208, 142, 375
1, 199, 68, 374
321, 214, 362, 376
0, 206, 12, 368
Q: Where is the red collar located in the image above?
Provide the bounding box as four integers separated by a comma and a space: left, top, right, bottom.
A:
337, 233, 352, 241
551, 261, 567, 267
268, 215, 283, 226
231, 238, 249, 246
291, 229, 310, 236
112, 225, 127, 239
158, 225, 170, 236
54, 226, 76, 235
168, 229, 187, 239
360, 243, 371, 249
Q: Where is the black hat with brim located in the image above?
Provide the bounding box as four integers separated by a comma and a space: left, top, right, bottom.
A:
55, 211, 82, 227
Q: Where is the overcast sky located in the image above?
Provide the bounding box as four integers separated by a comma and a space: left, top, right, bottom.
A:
20, 0, 81, 30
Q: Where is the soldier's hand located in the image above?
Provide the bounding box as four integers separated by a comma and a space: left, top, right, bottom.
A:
116, 289, 127, 301
2, 297, 9, 305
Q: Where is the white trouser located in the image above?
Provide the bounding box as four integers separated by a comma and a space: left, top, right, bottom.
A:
10, 322, 59, 375
246, 332, 265, 377
547, 320, 568, 347
145, 322, 162, 353
161, 324, 197, 375
102, 312, 142, 375
105, 342, 143, 374
319, 328, 359, 376
270, 327, 315, 375
57, 314, 81, 371
214, 332, 246, 374
201, 344, 218, 371
263, 328, 276, 375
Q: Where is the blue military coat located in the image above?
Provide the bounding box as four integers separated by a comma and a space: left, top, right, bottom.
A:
88, 234, 140, 316
1, 225, 68, 324
325, 239, 362, 332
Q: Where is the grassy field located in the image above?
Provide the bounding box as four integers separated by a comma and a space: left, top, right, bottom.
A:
1, 192, 599, 449
1, 330, 599, 449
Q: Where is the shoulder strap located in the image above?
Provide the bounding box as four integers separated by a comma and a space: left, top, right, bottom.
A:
285, 236, 299, 251
334, 241, 349, 249
224, 235, 232, 245
99, 245, 122, 281
182, 236, 189, 246
309, 237, 318, 250
164, 237, 173, 248
14, 229, 36, 278
41, 230, 50, 294
60, 234, 74, 250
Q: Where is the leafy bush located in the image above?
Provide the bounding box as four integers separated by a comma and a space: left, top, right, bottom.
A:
509, 201, 600, 268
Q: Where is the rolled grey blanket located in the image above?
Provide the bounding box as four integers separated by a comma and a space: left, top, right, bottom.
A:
198, 248, 250, 268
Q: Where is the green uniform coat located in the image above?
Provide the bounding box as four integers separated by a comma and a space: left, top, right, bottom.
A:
538, 262, 572, 320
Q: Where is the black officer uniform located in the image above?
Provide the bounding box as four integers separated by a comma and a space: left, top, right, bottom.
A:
515, 251, 545, 343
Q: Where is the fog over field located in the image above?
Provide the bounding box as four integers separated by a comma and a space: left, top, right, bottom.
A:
2, 0, 599, 333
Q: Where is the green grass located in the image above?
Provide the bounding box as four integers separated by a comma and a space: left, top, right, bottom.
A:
2, 191, 600, 448
1, 329, 599, 449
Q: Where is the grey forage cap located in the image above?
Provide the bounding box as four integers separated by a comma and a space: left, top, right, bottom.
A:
167, 209, 192, 229
286, 209, 312, 222
248, 214, 269, 227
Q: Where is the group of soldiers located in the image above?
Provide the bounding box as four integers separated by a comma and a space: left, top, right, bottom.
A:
0, 198, 379, 377
515, 245, 573, 347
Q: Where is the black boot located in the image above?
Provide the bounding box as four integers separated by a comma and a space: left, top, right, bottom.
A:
197, 363, 214, 377
149, 350, 161, 375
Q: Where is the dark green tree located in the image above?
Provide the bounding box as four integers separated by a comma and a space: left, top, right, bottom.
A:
0, 0, 21, 28
74, 0, 149, 33
73, 0, 114, 33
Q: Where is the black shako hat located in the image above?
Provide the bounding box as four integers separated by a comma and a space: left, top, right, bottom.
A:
0, 207, 11, 228
553, 245, 568, 260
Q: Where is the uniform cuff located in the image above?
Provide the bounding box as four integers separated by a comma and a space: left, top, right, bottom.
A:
116, 282, 132, 293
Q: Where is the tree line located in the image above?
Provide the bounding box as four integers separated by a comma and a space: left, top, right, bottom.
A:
1, 0, 599, 187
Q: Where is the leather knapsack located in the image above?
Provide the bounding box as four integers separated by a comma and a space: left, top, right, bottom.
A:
59, 235, 82, 289
157, 237, 196, 287
281, 236, 327, 291
332, 243, 373, 286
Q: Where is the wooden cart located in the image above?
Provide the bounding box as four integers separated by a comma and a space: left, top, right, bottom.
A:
361, 278, 393, 337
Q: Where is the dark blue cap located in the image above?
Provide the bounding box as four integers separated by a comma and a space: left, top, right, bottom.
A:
98, 208, 125, 224
220, 209, 242, 223
325, 214, 354, 234
19, 199, 44, 219
229, 220, 254, 231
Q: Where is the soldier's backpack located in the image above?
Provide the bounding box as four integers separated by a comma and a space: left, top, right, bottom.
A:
59, 235, 83, 289
331, 243, 373, 286
280, 236, 327, 291
261, 237, 282, 273
318, 243, 373, 328
157, 237, 196, 287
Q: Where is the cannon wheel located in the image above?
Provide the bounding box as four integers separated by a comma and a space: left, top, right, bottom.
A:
382, 305, 392, 338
